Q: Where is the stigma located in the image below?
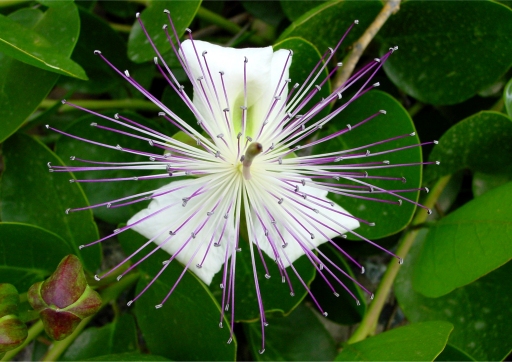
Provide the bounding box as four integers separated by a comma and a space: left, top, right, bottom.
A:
242, 142, 263, 180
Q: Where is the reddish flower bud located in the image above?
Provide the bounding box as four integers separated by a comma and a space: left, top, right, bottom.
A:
27, 255, 101, 341
0, 284, 28, 354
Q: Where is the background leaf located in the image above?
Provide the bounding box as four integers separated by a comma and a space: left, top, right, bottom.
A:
0, 222, 72, 292
62, 314, 138, 361
1, 134, 101, 272
504, 77, 512, 119
413, 182, 512, 297
396, 230, 512, 361
86, 353, 170, 361
379, 0, 512, 105
425, 111, 512, 183
335, 321, 453, 361
127, 0, 201, 63
119, 228, 237, 361
0, 3, 82, 142
245, 304, 337, 361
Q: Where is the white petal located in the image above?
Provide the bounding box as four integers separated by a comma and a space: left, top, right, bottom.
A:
251, 182, 360, 267
127, 179, 234, 285
180, 40, 290, 139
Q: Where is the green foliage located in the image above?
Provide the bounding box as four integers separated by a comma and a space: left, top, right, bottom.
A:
1, 0, 511, 360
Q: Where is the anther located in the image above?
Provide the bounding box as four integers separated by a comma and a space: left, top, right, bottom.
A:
410, 132, 416, 136
202, 51, 207, 56
265, 274, 271, 279
113, 228, 121, 234
398, 199, 403, 206
319, 264, 324, 270
237, 132, 242, 139
224, 213, 229, 219
369, 222, 376, 226
310, 233, 315, 239
264, 230, 269, 236
435, 161, 441, 165
185, 28, 191, 33
337, 62, 343, 67
371, 294, 375, 300
333, 292, 339, 297
354, 19, 359, 24
45, 124, 50, 129
215, 151, 220, 158
220, 283, 224, 289
135, 12, 140, 18
427, 209, 433, 215
424, 187, 430, 193
244, 56, 248, 63
163, 9, 170, 14
402, 177, 407, 183
127, 300, 133, 306
278, 198, 284, 205
155, 304, 163, 309
323, 312, 328, 317
398, 258, 404, 264
278, 157, 283, 165
434, 140, 439, 144
259, 349, 265, 354
380, 110, 386, 114
154, 57, 158, 64
191, 232, 196, 239
281, 276, 285, 283
117, 275, 123, 281
219, 322, 223, 328
94, 275, 100, 281
315, 85, 321, 91
374, 58, 381, 63
78, 245, 85, 250
347, 124, 352, 130
383, 160, 390, 164
124, 70, 130, 77
374, 82, 380, 87
93, 50, 101, 55
196, 264, 202, 269
65, 208, 71, 214
169, 231, 176, 235
290, 292, 294, 296
361, 266, 365, 274
162, 25, 167, 30
158, 112, 165, 117
217, 133, 224, 138
162, 260, 169, 265
90, 122, 97, 127
207, 211, 214, 216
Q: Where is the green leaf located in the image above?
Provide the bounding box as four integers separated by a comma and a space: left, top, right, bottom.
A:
472, 169, 512, 197
274, 37, 331, 125
62, 314, 138, 361
0, 222, 72, 292
413, 182, 512, 297
280, 1, 327, 22
118, 229, 237, 361
127, 0, 201, 63
86, 353, 170, 361
55, 112, 174, 225
209, 239, 315, 322
436, 344, 475, 361
0, 10, 86, 79
426, 112, 512, 183
396, 231, 512, 361
245, 304, 337, 360
1, 133, 101, 272
312, 90, 422, 240
335, 321, 453, 361
504, 77, 512, 119
0, 5, 81, 142
278, 0, 382, 54
379, 1, 512, 105
58, 8, 130, 94
310, 244, 366, 325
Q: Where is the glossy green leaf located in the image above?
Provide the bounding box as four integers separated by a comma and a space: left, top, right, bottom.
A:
245, 304, 337, 360
379, 1, 512, 105
1, 134, 101, 272
425, 112, 512, 183
58, 9, 130, 94
209, 238, 315, 322
312, 90, 422, 240
310, 244, 366, 325
436, 344, 475, 361
0, 222, 72, 292
274, 37, 331, 124
118, 229, 237, 361
0, 3, 85, 79
335, 321, 453, 361
396, 231, 512, 361
278, 0, 382, 54
127, 0, 201, 63
413, 182, 512, 297
86, 353, 170, 361
62, 314, 138, 360
0, 6, 77, 142
280, 1, 327, 22
472, 169, 512, 197
55, 112, 174, 225
504, 77, 512, 118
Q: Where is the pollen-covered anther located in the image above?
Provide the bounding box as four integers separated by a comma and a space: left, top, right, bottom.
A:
380, 109, 386, 114
374, 82, 380, 87
93, 50, 101, 55
242, 142, 263, 180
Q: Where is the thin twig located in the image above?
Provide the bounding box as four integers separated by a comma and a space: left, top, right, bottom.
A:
332, 0, 401, 91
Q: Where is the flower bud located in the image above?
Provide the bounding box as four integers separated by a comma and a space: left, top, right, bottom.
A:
0, 284, 28, 353
27, 255, 102, 341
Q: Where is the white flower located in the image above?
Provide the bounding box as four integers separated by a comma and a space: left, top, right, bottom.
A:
48, 12, 435, 352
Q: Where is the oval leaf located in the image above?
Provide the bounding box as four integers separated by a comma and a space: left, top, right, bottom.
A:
380, 1, 512, 105
0, 4, 82, 142
504, 77, 512, 119
118, 229, 237, 361
312, 90, 422, 239
1, 133, 101, 272
128, 0, 201, 63
0, 222, 72, 292
426, 111, 512, 183
335, 321, 453, 361
413, 182, 512, 297
396, 231, 512, 361
278, 0, 382, 54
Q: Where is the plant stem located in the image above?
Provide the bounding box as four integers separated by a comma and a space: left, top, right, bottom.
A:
408, 102, 424, 117
39, 99, 161, 113
347, 174, 452, 344
332, 0, 401, 91
1, 321, 44, 361
40, 272, 140, 362
196, 7, 266, 46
